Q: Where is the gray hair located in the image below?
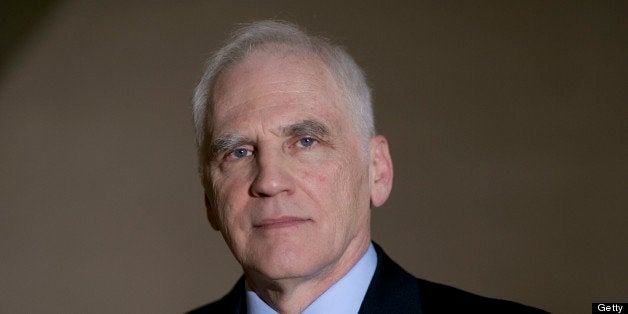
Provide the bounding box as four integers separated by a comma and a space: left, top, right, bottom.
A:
192, 20, 374, 166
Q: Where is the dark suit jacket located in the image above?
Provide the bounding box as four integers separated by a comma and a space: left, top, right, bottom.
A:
188, 243, 548, 313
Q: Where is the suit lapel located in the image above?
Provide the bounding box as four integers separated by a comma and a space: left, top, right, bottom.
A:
222, 276, 247, 314
358, 243, 423, 314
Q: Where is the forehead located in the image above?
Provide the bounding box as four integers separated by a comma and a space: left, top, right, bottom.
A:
209, 47, 349, 135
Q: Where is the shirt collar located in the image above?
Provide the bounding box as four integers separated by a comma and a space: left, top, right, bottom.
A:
246, 243, 377, 314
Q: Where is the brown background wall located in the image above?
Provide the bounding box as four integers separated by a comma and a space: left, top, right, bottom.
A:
1, 1, 626, 313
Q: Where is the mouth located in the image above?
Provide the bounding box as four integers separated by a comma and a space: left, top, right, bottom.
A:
253, 216, 310, 230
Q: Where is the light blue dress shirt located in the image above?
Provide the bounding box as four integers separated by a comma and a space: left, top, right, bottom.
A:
246, 243, 377, 314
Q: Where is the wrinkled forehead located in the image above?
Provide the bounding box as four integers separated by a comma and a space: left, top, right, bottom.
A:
208, 45, 350, 134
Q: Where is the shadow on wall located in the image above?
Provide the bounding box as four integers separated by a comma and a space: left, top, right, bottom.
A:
0, 0, 61, 83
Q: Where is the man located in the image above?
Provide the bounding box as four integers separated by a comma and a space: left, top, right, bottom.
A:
188, 20, 546, 314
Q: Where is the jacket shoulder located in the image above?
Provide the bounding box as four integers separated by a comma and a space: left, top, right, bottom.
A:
416, 278, 549, 313
366, 242, 548, 313
185, 277, 245, 314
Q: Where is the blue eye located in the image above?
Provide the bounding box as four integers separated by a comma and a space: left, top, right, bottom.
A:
231, 148, 251, 159
298, 137, 316, 147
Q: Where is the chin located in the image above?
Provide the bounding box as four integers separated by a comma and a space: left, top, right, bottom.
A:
247, 248, 327, 282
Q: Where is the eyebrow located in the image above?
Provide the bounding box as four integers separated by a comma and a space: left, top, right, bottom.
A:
209, 119, 331, 159
209, 134, 249, 159
283, 119, 330, 138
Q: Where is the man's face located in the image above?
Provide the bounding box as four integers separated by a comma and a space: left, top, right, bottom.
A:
204, 47, 374, 283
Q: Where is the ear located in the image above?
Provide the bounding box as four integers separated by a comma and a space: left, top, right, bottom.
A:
369, 135, 393, 207
204, 193, 220, 231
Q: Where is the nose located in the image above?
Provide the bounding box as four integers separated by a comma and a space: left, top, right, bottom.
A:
250, 148, 294, 197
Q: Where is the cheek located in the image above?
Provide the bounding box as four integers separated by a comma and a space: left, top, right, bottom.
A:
210, 178, 251, 228
211, 161, 254, 199
295, 159, 327, 184
320, 162, 358, 206
213, 194, 250, 252
317, 174, 326, 183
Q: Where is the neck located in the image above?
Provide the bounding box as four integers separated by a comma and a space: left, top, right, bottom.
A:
245, 237, 371, 314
